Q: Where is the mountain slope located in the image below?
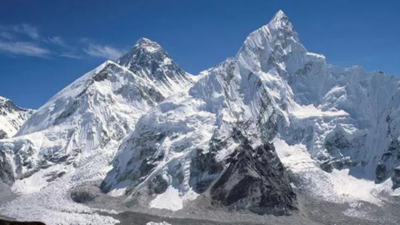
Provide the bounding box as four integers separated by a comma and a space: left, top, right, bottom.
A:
102, 10, 400, 216
0, 96, 33, 139
0, 40, 196, 224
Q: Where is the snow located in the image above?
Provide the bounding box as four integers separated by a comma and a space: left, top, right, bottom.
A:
289, 104, 348, 119
0, 96, 33, 138
150, 186, 183, 211
273, 138, 392, 205
0, 161, 119, 225
147, 222, 172, 225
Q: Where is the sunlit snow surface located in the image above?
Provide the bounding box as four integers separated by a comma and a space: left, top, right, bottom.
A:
147, 222, 172, 225
0, 162, 119, 224
0, 96, 33, 139
273, 138, 392, 205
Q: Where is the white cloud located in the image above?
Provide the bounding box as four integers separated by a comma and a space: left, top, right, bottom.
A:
84, 42, 124, 60
13, 24, 40, 40
0, 41, 50, 57
59, 52, 82, 59
47, 36, 67, 47
0, 23, 124, 60
0, 31, 14, 40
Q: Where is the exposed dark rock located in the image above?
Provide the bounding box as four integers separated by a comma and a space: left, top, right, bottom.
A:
0, 130, 7, 139
210, 139, 297, 215
391, 167, 400, 189
376, 164, 387, 183
53, 99, 80, 126
70, 185, 100, 203
92, 69, 109, 82
45, 171, 66, 182
0, 150, 14, 185
0, 219, 46, 225
190, 146, 224, 193
148, 175, 168, 194
374, 139, 400, 183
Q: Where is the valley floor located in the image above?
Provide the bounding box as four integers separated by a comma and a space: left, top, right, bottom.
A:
82, 187, 400, 225
1, 190, 400, 225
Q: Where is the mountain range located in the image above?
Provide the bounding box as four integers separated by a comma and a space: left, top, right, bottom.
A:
0, 10, 400, 225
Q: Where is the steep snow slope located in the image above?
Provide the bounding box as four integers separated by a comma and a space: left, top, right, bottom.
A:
0, 96, 33, 139
103, 10, 400, 215
0, 39, 196, 224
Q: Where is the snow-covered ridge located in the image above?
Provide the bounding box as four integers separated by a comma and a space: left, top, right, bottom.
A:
0, 96, 34, 139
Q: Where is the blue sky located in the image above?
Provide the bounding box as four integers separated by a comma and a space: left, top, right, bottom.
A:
0, 0, 399, 109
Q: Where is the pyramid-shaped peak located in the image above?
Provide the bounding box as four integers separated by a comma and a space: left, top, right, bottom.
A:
263, 10, 295, 33
136, 37, 156, 45
135, 37, 162, 52
273, 10, 288, 21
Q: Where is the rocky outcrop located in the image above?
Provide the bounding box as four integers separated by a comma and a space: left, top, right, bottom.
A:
210, 140, 296, 215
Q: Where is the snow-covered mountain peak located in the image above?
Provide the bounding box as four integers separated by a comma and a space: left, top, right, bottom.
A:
0, 96, 33, 139
272, 10, 289, 23
117, 38, 195, 96
118, 37, 166, 67
134, 37, 162, 53
236, 10, 326, 78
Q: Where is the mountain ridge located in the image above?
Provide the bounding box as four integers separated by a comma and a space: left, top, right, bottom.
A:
0, 96, 34, 140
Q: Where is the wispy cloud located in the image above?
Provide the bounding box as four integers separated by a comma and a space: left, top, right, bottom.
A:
0, 23, 123, 60
83, 42, 124, 60
46, 36, 67, 47
13, 24, 40, 40
59, 52, 82, 59
0, 31, 14, 40
0, 41, 49, 57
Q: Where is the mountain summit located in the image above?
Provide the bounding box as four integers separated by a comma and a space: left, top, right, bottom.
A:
118, 38, 195, 96
0, 96, 33, 139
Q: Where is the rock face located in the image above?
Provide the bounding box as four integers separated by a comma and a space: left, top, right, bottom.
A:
210, 140, 296, 215
0, 96, 33, 139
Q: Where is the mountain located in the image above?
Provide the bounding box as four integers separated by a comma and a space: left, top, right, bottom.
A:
1, 9, 400, 225
101, 9, 400, 215
0, 40, 196, 224
0, 96, 33, 139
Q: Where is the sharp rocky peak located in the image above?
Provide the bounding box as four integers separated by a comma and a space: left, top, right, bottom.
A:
134, 37, 162, 53
235, 10, 313, 75
117, 37, 193, 95
272, 10, 289, 22
117, 37, 173, 71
